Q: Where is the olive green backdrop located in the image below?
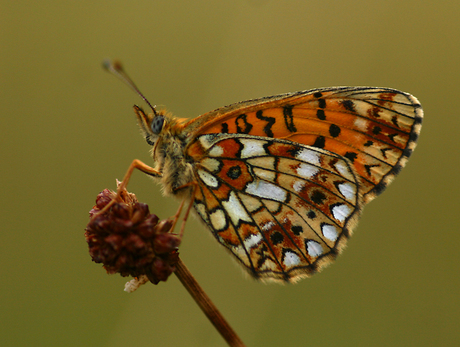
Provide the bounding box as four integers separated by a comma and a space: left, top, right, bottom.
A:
1, 1, 459, 346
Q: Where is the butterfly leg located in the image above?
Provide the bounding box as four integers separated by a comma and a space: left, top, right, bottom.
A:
167, 182, 198, 240
93, 159, 161, 218
116, 159, 161, 194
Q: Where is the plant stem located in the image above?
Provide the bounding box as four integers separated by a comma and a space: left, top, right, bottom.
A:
174, 257, 246, 347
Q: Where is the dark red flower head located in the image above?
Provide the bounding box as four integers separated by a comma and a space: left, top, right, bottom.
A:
85, 185, 180, 286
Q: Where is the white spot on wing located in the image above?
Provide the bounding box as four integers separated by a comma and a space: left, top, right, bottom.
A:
197, 169, 219, 188
195, 203, 209, 223
354, 102, 374, 120
331, 204, 352, 223
296, 148, 320, 165
210, 208, 226, 231
209, 145, 224, 157
246, 180, 287, 202
244, 234, 262, 249
200, 157, 221, 172
293, 180, 305, 193
240, 139, 267, 158
321, 224, 338, 241
222, 191, 252, 225
262, 221, 275, 231
353, 117, 369, 131
335, 161, 350, 177
198, 135, 215, 150
306, 240, 323, 257
297, 163, 319, 179
283, 251, 300, 267
337, 182, 356, 201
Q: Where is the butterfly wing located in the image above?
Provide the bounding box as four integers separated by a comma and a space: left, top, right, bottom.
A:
186, 87, 423, 203
187, 134, 362, 282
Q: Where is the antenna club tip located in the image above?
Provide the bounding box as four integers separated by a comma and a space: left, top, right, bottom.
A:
103, 60, 156, 115
102, 59, 123, 72
102, 58, 112, 70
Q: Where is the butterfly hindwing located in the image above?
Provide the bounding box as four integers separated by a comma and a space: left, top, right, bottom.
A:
188, 134, 362, 282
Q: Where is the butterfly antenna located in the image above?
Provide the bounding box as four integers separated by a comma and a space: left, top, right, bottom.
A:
103, 59, 159, 117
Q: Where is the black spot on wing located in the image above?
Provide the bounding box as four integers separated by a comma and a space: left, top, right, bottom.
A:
292, 225, 303, 235
313, 136, 326, 149
365, 164, 379, 176
233, 138, 245, 159
286, 144, 302, 158
318, 99, 326, 109
307, 211, 316, 219
388, 133, 398, 142
341, 99, 356, 112
270, 232, 284, 245
310, 190, 327, 205
329, 124, 341, 138
283, 105, 297, 132
380, 148, 391, 159
256, 110, 275, 137
316, 109, 326, 120
372, 126, 382, 135
226, 165, 242, 179
344, 152, 358, 163
236, 114, 253, 134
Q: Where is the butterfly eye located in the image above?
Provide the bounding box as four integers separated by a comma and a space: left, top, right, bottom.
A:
151, 116, 165, 134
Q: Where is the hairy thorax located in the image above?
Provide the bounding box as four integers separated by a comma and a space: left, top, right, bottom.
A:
152, 131, 195, 198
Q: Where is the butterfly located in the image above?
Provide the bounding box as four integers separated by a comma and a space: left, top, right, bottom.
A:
105, 61, 423, 283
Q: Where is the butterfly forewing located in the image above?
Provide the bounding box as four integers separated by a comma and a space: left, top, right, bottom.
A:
187, 134, 362, 282
189, 87, 422, 203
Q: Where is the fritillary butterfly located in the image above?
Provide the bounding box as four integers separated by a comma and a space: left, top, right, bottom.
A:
105, 62, 422, 283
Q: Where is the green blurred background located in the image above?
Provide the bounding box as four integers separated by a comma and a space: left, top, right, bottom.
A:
1, 1, 459, 346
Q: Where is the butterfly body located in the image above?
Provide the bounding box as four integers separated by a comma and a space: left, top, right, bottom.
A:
132, 86, 422, 282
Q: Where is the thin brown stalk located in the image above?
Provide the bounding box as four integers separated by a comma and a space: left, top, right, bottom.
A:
174, 258, 246, 347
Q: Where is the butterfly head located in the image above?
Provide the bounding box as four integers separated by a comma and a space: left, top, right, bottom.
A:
133, 105, 167, 146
